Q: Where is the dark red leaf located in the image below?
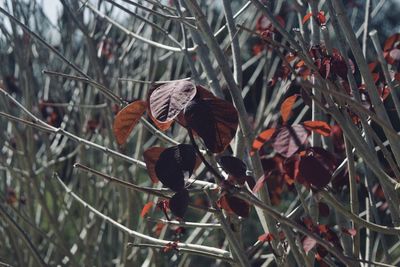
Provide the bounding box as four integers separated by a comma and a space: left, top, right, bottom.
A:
283, 155, 301, 185
148, 80, 197, 131
163, 241, 179, 253
280, 95, 298, 123
87, 119, 100, 132
395, 72, 400, 81
331, 124, 345, 153
318, 202, 330, 217
153, 222, 165, 236
251, 128, 276, 155
368, 61, 378, 72
317, 224, 329, 234
267, 175, 285, 205
307, 147, 337, 172
155, 144, 197, 191
219, 156, 247, 182
323, 228, 343, 250
386, 49, 400, 65
316, 245, 328, 261
317, 11, 326, 25
302, 12, 312, 24
331, 50, 348, 79
278, 231, 286, 241
299, 155, 331, 189
252, 43, 265, 56
260, 155, 285, 174
140, 202, 154, 218
302, 120, 331, 136
113, 100, 147, 145
319, 57, 331, 79
6, 188, 17, 205
143, 147, 166, 183
157, 200, 170, 221
383, 33, 400, 51
256, 15, 285, 33
342, 228, 357, 236
300, 88, 312, 107
272, 125, 309, 158
258, 232, 275, 243
302, 216, 314, 230
372, 73, 380, 83
378, 85, 391, 101
218, 194, 251, 217
169, 189, 190, 218
182, 87, 239, 153
348, 58, 356, 74
245, 175, 256, 190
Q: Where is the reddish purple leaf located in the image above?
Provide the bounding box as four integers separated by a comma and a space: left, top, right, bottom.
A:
302, 236, 317, 254
148, 80, 197, 131
256, 15, 285, 33
182, 87, 239, 153
272, 125, 309, 158
387, 49, 400, 65
252, 173, 268, 193
384, 33, 400, 51
331, 50, 348, 79
218, 194, 251, 218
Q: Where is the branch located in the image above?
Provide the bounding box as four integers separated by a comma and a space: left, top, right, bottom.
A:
73, 163, 216, 213
319, 190, 400, 235
54, 173, 232, 259
0, 204, 47, 267
147, 218, 222, 229
127, 243, 233, 263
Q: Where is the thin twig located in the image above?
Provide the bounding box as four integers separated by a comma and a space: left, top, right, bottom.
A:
54, 173, 232, 259
73, 163, 216, 213
147, 218, 222, 229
